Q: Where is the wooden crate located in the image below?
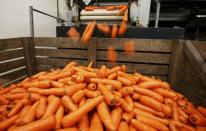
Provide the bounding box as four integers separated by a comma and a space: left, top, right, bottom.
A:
0, 37, 206, 106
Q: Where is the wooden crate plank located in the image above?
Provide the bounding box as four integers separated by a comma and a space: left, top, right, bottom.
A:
0, 38, 22, 51
0, 49, 24, 61
34, 37, 90, 49
97, 38, 173, 53
36, 57, 89, 68
193, 41, 206, 61
88, 39, 97, 66
97, 51, 171, 64
0, 58, 26, 74
35, 48, 88, 59
97, 61, 168, 75
0, 67, 27, 85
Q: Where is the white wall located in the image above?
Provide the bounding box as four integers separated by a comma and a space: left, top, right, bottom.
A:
0, 0, 66, 38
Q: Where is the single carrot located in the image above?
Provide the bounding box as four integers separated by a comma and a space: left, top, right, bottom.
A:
78, 98, 89, 131
89, 112, 104, 131
15, 105, 32, 126
97, 23, 110, 35
107, 72, 117, 80
8, 102, 24, 117
118, 86, 133, 97
56, 127, 78, 131
106, 6, 116, 11
84, 89, 100, 98
113, 93, 122, 106
197, 106, 206, 117
134, 102, 165, 118
27, 87, 40, 93
169, 120, 195, 131
55, 105, 64, 129
159, 82, 170, 89
124, 95, 134, 110
23, 80, 50, 88
189, 113, 206, 126
71, 90, 85, 103
153, 88, 176, 98
132, 93, 141, 100
117, 71, 136, 85
51, 81, 65, 88
38, 88, 65, 96
67, 27, 80, 38
20, 101, 39, 125
134, 86, 164, 102
110, 107, 122, 130
0, 94, 9, 104
58, 77, 72, 84
107, 46, 117, 63
5, 93, 28, 100
169, 124, 178, 131
111, 24, 118, 38
35, 97, 47, 119
179, 115, 187, 123
119, 6, 128, 15
124, 40, 135, 55
85, 6, 94, 11
196, 126, 206, 131
134, 108, 169, 125
82, 21, 96, 44
131, 119, 157, 131
138, 81, 160, 89
61, 95, 77, 111
122, 111, 134, 123
43, 96, 60, 118
97, 101, 115, 131
62, 95, 103, 127
164, 98, 174, 107
0, 114, 19, 130
178, 107, 188, 119
90, 78, 122, 90
139, 95, 163, 112
162, 104, 172, 116
118, 121, 129, 131
107, 66, 121, 75
117, 76, 132, 86
87, 83, 97, 91
121, 98, 133, 112
64, 83, 87, 96
29, 93, 42, 101
98, 83, 116, 105
118, 21, 127, 36
136, 115, 169, 131
172, 102, 179, 121
123, 10, 128, 22
12, 115, 56, 131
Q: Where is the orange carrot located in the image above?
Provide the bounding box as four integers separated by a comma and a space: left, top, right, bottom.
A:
62, 95, 103, 127
67, 27, 80, 38
118, 21, 127, 36
196, 126, 206, 131
107, 73, 117, 80
98, 83, 116, 105
162, 104, 172, 116
43, 96, 60, 118
97, 101, 115, 131
90, 78, 122, 90
107, 46, 117, 63
89, 112, 103, 131
38, 88, 65, 96
56, 127, 78, 131
118, 121, 129, 131
82, 21, 96, 44
15, 105, 32, 126
124, 40, 135, 55
12, 115, 56, 131
0, 94, 9, 105
110, 107, 122, 130
71, 90, 85, 103
84, 89, 100, 98
170, 120, 195, 131
51, 81, 65, 88
132, 93, 141, 100
118, 86, 133, 97
27, 87, 40, 93
85, 6, 94, 11
123, 10, 128, 22
189, 113, 206, 126
138, 81, 160, 89
172, 102, 179, 121
129, 124, 136, 131
121, 98, 133, 112
117, 76, 132, 86
8, 102, 24, 117
154, 88, 176, 98
78, 113, 89, 131
20, 101, 39, 125
131, 119, 157, 131
197, 106, 206, 117
169, 124, 178, 131
23, 80, 51, 88
97, 23, 110, 35
55, 105, 64, 129
164, 98, 174, 107
61, 95, 77, 111
29, 93, 42, 101
107, 66, 121, 75
0, 114, 19, 130
72, 74, 84, 83
111, 24, 118, 38
159, 82, 170, 89
139, 95, 162, 112
124, 95, 134, 110
134, 86, 164, 102
87, 83, 97, 91
134, 102, 165, 118
122, 111, 134, 123
5, 93, 28, 100
106, 6, 116, 11
178, 108, 188, 119
64, 83, 87, 96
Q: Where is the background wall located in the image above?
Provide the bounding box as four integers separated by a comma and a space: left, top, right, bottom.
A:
0, 0, 68, 38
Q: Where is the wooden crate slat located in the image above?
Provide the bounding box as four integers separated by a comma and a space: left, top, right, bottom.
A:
193, 41, 206, 61
97, 38, 173, 53
0, 58, 26, 74
97, 51, 171, 64
34, 37, 89, 49
0, 49, 24, 61
0, 38, 22, 51
35, 48, 88, 59
97, 61, 168, 75
0, 67, 27, 85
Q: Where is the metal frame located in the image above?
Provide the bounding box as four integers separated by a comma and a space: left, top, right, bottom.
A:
29, 6, 67, 37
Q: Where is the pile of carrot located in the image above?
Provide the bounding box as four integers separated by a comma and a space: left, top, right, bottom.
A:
0, 61, 206, 131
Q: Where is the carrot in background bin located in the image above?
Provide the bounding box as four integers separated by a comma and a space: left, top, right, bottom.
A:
118, 21, 127, 36
82, 21, 96, 44
111, 24, 118, 38
67, 27, 80, 38
89, 112, 104, 131
107, 46, 117, 63
124, 40, 135, 55
97, 23, 110, 35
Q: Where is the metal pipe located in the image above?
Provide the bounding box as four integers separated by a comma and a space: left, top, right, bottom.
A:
29, 6, 34, 37
155, 0, 160, 28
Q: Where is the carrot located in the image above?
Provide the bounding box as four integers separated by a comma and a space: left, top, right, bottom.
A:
121, 98, 133, 112
159, 82, 170, 89
196, 126, 206, 131
136, 115, 169, 131
110, 107, 122, 130
132, 93, 141, 100
51, 81, 65, 88
138, 81, 160, 89
117, 76, 132, 86
28, 87, 40, 93
118, 21, 127, 36
38, 88, 65, 96
107, 46, 117, 63
124, 40, 135, 55
85, 6, 94, 11
29, 93, 42, 101
122, 111, 134, 123
118, 121, 129, 131
8, 102, 24, 117
0, 94, 9, 104
10, 88, 26, 94
197, 106, 206, 117
134, 102, 165, 118
154, 88, 176, 98
97, 65, 107, 78
82, 21, 96, 44
97, 101, 115, 131
170, 120, 195, 131
20, 101, 39, 125
58, 77, 72, 84
113, 93, 122, 106
90, 78, 122, 90
139, 95, 163, 112
43, 96, 60, 118
179, 115, 187, 123
12, 115, 56, 131
107, 66, 121, 75
111, 24, 118, 38
119, 6, 128, 15
124, 95, 134, 110
87, 83, 97, 91
131, 119, 157, 131
55, 105, 64, 129
35, 97, 47, 119
15, 105, 32, 125
49, 71, 72, 81
67, 27, 80, 38
106, 6, 116, 11
118, 86, 133, 97
162, 104, 172, 116
0, 114, 19, 130
71, 90, 85, 103
178, 108, 188, 119
84, 89, 100, 98
61, 95, 77, 111
172, 102, 179, 121
5, 93, 28, 100
62, 95, 103, 127
23, 80, 51, 88
78, 113, 89, 131
169, 124, 178, 131
134, 86, 164, 102
97, 23, 110, 35
98, 83, 116, 105
89, 112, 103, 131
189, 113, 206, 126
107, 72, 117, 80
164, 98, 174, 107
56, 127, 78, 131
129, 124, 136, 131
123, 10, 128, 22
64, 83, 86, 96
